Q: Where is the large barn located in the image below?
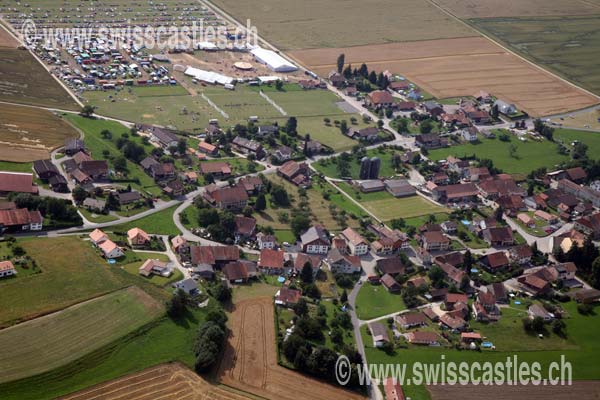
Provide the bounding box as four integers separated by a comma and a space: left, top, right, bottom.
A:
250, 47, 298, 72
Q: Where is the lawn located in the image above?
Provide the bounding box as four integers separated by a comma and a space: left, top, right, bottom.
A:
554, 128, 600, 161
108, 205, 181, 236
122, 254, 184, 286
336, 182, 448, 221
78, 208, 119, 223
355, 282, 406, 320
0, 237, 150, 327
471, 16, 600, 96
314, 147, 405, 179
64, 114, 163, 196
0, 287, 163, 383
252, 84, 347, 117
290, 116, 361, 152
428, 131, 569, 176
0, 161, 32, 172
0, 304, 219, 400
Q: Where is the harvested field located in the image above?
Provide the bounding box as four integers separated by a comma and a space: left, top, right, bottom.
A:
0, 24, 18, 47
433, 0, 600, 18
210, 0, 477, 50
290, 37, 599, 117
0, 48, 79, 110
0, 287, 163, 384
427, 381, 600, 399
217, 297, 366, 400
59, 363, 252, 400
0, 103, 79, 162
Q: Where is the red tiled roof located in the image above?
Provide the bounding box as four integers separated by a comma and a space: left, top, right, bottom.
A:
259, 249, 286, 269
0, 172, 37, 194
0, 208, 42, 226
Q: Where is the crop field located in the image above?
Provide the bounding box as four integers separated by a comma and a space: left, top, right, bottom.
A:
0, 287, 163, 384
0, 48, 79, 110
427, 132, 569, 176
433, 0, 600, 18
210, 0, 477, 50
291, 37, 599, 117
217, 297, 365, 400
0, 24, 18, 47
0, 236, 150, 328
427, 381, 600, 400
0, 103, 79, 162
59, 363, 252, 400
471, 16, 600, 97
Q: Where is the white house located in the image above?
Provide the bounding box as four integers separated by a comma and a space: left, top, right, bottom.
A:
98, 239, 124, 259
461, 126, 479, 142
340, 227, 369, 256
256, 232, 277, 250
0, 261, 17, 278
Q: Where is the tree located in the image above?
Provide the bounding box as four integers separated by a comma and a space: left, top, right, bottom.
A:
420, 120, 433, 134
113, 156, 127, 172
285, 117, 298, 136
210, 281, 232, 303
206, 308, 228, 328
336, 53, 345, 73
275, 80, 284, 91
80, 105, 95, 118
294, 298, 309, 316
340, 289, 348, 304
301, 261, 313, 283
72, 186, 88, 204
291, 214, 311, 238
100, 129, 112, 139
339, 119, 348, 135
255, 193, 266, 211
490, 104, 499, 120
166, 289, 188, 318
591, 257, 600, 289
194, 340, 219, 372
464, 250, 474, 271
551, 319, 566, 336
270, 185, 290, 206
177, 139, 187, 155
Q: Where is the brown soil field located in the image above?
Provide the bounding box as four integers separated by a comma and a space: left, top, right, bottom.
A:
210, 0, 478, 50
59, 363, 253, 400
217, 297, 366, 400
0, 103, 79, 162
432, 0, 600, 18
428, 381, 600, 399
0, 48, 79, 111
290, 37, 600, 117
0, 24, 18, 48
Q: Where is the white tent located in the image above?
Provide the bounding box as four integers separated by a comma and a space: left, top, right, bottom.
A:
184, 67, 234, 85
250, 47, 297, 72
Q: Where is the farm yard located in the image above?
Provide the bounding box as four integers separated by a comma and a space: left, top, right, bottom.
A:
427, 130, 569, 176
291, 37, 599, 117
211, 0, 478, 50
0, 103, 79, 162
58, 363, 253, 400
217, 297, 365, 400
433, 0, 600, 18
0, 48, 79, 110
471, 16, 600, 97
0, 287, 163, 384
427, 381, 600, 400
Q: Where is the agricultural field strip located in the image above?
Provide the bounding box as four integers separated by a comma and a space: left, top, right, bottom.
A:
0, 287, 163, 384
430, 0, 600, 18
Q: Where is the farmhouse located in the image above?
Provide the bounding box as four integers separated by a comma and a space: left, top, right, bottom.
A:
415, 134, 448, 150
199, 161, 231, 178
406, 331, 440, 346
48, 175, 69, 192
234, 215, 256, 242
140, 125, 179, 149
301, 225, 330, 254
339, 227, 369, 256
381, 274, 401, 292
395, 312, 427, 329
294, 253, 322, 277
117, 191, 142, 206
0, 208, 43, 233
190, 245, 239, 269
163, 180, 185, 197
232, 136, 265, 159
480, 251, 510, 272
420, 231, 450, 251
0, 261, 17, 278
366, 90, 394, 109
482, 226, 514, 247
376, 257, 406, 276
258, 249, 290, 275
198, 141, 218, 156
33, 159, 59, 180
432, 183, 478, 203
368, 322, 390, 347
222, 261, 258, 283
64, 138, 85, 156
277, 160, 310, 186
575, 213, 600, 239
203, 185, 248, 210
275, 287, 302, 307
326, 248, 362, 274
0, 172, 38, 195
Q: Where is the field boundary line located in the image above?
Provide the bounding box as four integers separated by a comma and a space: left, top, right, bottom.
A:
201, 93, 230, 119
258, 90, 287, 116
425, 0, 600, 104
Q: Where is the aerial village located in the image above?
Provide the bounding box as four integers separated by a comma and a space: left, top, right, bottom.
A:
1, 1, 600, 400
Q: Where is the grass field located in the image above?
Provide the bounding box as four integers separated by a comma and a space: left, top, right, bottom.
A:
108, 205, 181, 236
63, 114, 163, 195
78, 208, 119, 223
314, 147, 404, 179
470, 16, 600, 96
428, 131, 569, 176
435, 0, 600, 18
292, 116, 361, 152
0, 48, 79, 110
211, 0, 477, 50
122, 254, 183, 286
0, 287, 163, 383
0, 237, 146, 327
0, 104, 79, 162
355, 282, 406, 320
0, 160, 33, 172
554, 128, 600, 160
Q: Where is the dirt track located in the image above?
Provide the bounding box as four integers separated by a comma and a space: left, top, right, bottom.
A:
59, 363, 253, 400
428, 381, 600, 399
217, 297, 366, 400
290, 37, 599, 117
